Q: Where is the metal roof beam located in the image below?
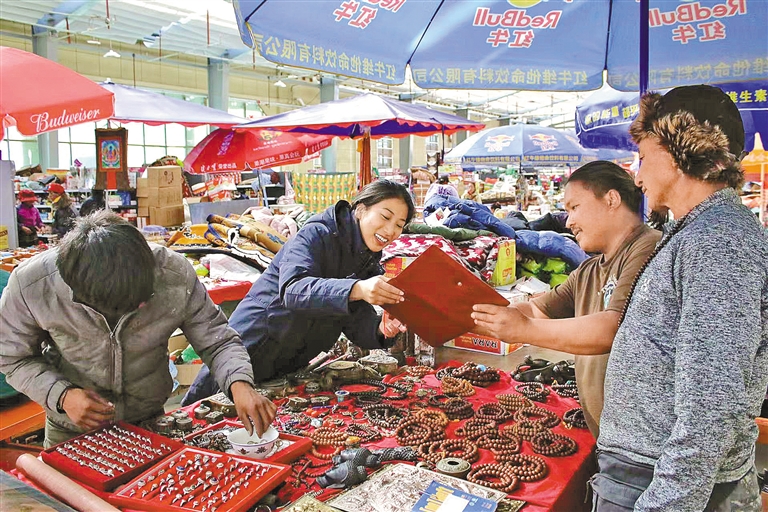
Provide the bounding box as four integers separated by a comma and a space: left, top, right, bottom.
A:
32, 0, 97, 34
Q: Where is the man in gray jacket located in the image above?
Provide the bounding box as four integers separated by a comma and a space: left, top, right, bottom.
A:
0, 211, 276, 447
594, 85, 768, 511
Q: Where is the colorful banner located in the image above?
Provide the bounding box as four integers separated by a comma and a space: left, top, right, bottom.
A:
576, 79, 768, 151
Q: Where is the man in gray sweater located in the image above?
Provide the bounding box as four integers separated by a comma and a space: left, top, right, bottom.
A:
594, 85, 768, 511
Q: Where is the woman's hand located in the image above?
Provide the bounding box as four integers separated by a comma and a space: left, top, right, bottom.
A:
380, 311, 407, 338
350, 275, 404, 305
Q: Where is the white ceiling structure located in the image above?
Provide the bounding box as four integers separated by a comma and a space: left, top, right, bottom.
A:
0, 0, 586, 127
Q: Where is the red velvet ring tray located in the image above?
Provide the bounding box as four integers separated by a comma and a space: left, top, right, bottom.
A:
109, 447, 291, 512
40, 421, 184, 492
184, 420, 312, 464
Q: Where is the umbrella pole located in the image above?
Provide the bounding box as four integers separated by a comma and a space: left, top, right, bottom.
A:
359, 132, 372, 190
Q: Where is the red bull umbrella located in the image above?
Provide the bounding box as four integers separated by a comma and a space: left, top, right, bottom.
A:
232, 0, 767, 92
445, 124, 592, 166
184, 128, 333, 174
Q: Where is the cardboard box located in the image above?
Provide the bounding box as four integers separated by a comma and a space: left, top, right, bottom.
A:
149, 205, 184, 227
168, 333, 203, 386
490, 239, 516, 287
136, 177, 149, 197
137, 206, 149, 217
445, 332, 523, 356
383, 256, 416, 278
146, 165, 182, 189
139, 186, 183, 208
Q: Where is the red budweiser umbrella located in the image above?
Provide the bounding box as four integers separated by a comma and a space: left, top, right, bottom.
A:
0, 47, 114, 141
184, 128, 333, 174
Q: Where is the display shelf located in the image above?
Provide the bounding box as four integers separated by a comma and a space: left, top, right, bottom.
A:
109, 447, 290, 512
40, 422, 185, 492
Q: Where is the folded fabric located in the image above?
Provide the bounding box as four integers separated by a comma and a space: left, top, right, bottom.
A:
423, 195, 587, 268
405, 223, 493, 242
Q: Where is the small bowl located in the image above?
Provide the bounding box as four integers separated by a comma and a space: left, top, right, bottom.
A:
226, 426, 279, 459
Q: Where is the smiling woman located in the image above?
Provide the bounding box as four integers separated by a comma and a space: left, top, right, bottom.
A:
183, 179, 416, 405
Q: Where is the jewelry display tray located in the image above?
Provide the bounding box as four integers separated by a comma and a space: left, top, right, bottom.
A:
40, 421, 185, 492
109, 447, 290, 512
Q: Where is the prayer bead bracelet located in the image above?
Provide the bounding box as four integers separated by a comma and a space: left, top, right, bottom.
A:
466, 463, 520, 493
563, 407, 588, 429
441, 376, 475, 397
531, 431, 577, 457
497, 394, 534, 411
514, 382, 550, 402
475, 403, 514, 424
514, 406, 560, 428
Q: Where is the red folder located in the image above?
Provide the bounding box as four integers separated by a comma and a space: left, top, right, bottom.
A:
383, 245, 509, 347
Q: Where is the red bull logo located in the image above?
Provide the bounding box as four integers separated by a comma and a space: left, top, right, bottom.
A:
649, 0, 746, 27
484, 134, 515, 152
529, 133, 559, 151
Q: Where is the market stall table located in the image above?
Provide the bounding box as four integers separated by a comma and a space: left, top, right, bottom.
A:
205, 280, 253, 305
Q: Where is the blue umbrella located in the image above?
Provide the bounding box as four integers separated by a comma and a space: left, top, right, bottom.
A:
232, 0, 766, 91
575, 79, 767, 152
445, 124, 591, 166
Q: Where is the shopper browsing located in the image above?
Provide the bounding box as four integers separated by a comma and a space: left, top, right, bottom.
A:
78, 188, 107, 217
595, 85, 767, 511
0, 211, 275, 447
16, 188, 44, 247
183, 179, 413, 405
471, 160, 660, 437
46, 183, 78, 238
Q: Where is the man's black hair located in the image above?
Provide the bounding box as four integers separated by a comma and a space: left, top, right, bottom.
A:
57, 210, 155, 318
566, 160, 642, 213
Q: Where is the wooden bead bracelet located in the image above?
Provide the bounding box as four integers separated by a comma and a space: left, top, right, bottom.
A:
476, 432, 521, 458
500, 454, 548, 482
563, 408, 588, 429
415, 408, 449, 428
454, 418, 497, 440
501, 420, 548, 441
440, 397, 474, 420
417, 439, 479, 464
441, 376, 475, 397
475, 403, 514, 424
363, 403, 409, 429
466, 463, 520, 493
309, 427, 348, 446
395, 417, 445, 446
498, 394, 534, 411
531, 431, 577, 457
514, 382, 550, 402
405, 365, 434, 378
552, 382, 579, 399
452, 362, 501, 387
514, 406, 561, 428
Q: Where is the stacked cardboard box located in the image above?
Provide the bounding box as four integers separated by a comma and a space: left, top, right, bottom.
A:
137, 166, 184, 227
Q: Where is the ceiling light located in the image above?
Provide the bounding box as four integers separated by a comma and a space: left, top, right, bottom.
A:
86, 39, 101, 45
273, 79, 287, 88
103, 49, 121, 58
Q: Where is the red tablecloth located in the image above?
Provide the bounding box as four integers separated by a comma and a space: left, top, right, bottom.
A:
12, 362, 596, 511
205, 280, 252, 304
